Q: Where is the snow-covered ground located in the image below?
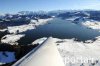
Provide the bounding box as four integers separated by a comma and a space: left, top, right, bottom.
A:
0, 51, 16, 65
32, 37, 47, 45
56, 37, 100, 66
7, 24, 35, 34
7, 18, 53, 34
82, 21, 100, 30
1, 34, 25, 45
30, 18, 53, 26
0, 29, 7, 32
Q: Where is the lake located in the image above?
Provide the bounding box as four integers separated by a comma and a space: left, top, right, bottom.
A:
18, 18, 100, 45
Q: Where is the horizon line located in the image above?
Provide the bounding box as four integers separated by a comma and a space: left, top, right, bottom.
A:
1, 9, 100, 14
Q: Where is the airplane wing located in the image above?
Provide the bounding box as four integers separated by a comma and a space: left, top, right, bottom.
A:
12, 37, 65, 66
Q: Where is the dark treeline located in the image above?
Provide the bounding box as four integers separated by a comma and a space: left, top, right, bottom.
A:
0, 43, 39, 66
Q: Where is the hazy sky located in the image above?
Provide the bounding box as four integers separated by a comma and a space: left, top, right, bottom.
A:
0, 0, 100, 13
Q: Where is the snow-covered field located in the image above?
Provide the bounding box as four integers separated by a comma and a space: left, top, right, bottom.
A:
1, 34, 25, 45
56, 37, 100, 66
7, 18, 53, 34
0, 29, 7, 32
32, 37, 47, 45
31, 18, 53, 26
82, 21, 100, 30
7, 24, 35, 34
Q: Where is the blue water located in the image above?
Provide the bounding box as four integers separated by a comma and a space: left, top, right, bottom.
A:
18, 18, 100, 44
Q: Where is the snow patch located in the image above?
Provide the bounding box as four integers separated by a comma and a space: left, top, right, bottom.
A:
32, 37, 47, 45
1, 34, 25, 45
7, 18, 53, 34
33, 18, 53, 26
7, 24, 35, 34
0, 29, 7, 32
82, 21, 100, 30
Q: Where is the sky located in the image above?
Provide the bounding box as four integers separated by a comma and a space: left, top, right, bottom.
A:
0, 0, 100, 14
